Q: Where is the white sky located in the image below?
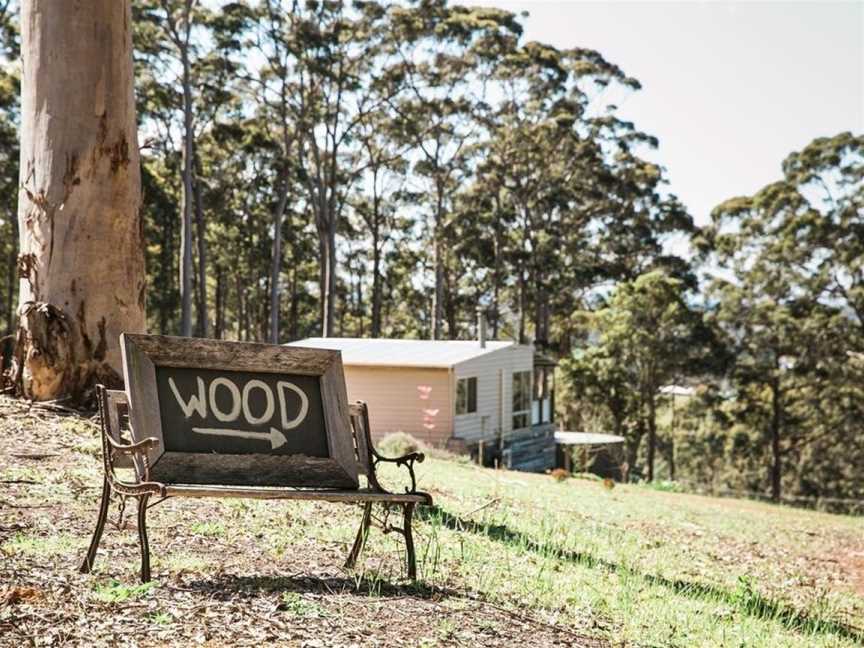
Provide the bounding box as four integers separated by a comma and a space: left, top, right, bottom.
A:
469, 0, 864, 226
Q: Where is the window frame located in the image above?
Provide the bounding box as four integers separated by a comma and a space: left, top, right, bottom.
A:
532, 366, 554, 425
512, 370, 532, 430
455, 376, 478, 415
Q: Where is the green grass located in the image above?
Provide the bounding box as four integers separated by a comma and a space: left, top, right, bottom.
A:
372, 457, 864, 647
645, 479, 686, 493
1, 532, 82, 557
5, 402, 859, 646
154, 553, 211, 573
90, 580, 157, 604
189, 521, 226, 537
279, 592, 328, 618
146, 611, 174, 626
0, 465, 44, 483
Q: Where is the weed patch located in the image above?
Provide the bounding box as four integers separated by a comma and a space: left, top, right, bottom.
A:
1, 533, 78, 557
278, 592, 328, 618
90, 580, 156, 604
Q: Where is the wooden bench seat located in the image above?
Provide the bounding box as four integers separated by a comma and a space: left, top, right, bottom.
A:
161, 484, 431, 504
80, 386, 432, 583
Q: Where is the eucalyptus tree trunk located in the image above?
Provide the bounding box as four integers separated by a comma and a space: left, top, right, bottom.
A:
178, 4, 194, 337
269, 210, 282, 343
4, 216, 15, 334
235, 273, 246, 341
770, 379, 783, 502
193, 145, 207, 338
370, 226, 382, 338
158, 206, 174, 334
321, 228, 337, 337
11, 0, 145, 401
517, 268, 527, 344
289, 263, 299, 341
2, 231, 14, 368
445, 267, 457, 339
491, 196, 502, 339
646, 392, 657, 482
431, 184, 444, 340
268, 58, 293, 345
214, 265, 225, 339
269, 178, 289, 344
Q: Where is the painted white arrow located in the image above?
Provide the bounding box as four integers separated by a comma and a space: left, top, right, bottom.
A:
191, 427, 287, 450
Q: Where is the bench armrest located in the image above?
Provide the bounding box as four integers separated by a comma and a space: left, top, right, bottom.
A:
103, 435, 165, 496
100, 435, 166, 498
369, 447, 425, 495
347, 401, 431, 498
105, 435, 161, 455
96, 384, 166, 498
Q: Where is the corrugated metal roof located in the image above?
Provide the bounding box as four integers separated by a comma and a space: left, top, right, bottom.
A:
287, 337, 515, 368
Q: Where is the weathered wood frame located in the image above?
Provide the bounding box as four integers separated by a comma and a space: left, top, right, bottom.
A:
120, 333, 358, 488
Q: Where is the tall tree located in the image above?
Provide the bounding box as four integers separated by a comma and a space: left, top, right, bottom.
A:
9, 0, 145, 400
245, 0, 298, 343
136, 0, 239, 338
567, 271, 708, 481
349, 108, 409, 338
0, 0, 19, 357
779, 132, 864, 344
136, 0, 198, 336
270, 0, 392, 337
704, 132, 864, 500
386, 2, 521, 339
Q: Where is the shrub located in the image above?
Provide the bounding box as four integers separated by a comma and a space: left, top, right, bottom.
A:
647, 480, 685, 493
378, 432, 426, 457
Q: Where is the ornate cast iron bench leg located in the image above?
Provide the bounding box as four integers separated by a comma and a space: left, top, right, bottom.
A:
345, 502, 373, 570
79, 476, 113, 574
403, 503, 417, 580
344, 502, 419, 580
138, 494, 152, 583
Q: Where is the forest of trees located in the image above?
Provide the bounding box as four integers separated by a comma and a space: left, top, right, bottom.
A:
0, 1, 861, 506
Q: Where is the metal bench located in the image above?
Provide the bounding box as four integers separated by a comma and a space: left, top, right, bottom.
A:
80, 385, 432, 582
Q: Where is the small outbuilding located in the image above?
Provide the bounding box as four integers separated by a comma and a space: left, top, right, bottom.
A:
288, 336, 557, 472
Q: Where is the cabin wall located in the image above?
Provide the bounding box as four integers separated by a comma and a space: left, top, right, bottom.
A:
341, 365, 453, 447
452, 345, 534, 443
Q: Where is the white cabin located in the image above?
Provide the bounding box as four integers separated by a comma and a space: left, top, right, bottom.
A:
287, 337, 557, 471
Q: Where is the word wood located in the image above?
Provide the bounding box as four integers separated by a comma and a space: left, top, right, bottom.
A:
157, 368, 325, 455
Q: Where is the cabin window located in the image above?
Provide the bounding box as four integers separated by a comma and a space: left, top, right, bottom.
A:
512, 371, 531, 429
532, 366, 554, 425
456, 377, 477, 415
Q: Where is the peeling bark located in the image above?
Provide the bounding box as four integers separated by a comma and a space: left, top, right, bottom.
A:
8, 0, 145, 402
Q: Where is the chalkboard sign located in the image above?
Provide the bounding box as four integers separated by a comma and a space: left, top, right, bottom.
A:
154, 366, 329, 456
120, 334, 358, 488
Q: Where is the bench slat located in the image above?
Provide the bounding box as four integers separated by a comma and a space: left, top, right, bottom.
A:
163, 484, 431, 504
349, 402, 371, 478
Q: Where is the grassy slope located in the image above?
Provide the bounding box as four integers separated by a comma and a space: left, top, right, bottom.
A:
1, 399, 862, 647
404, 456, 864, 646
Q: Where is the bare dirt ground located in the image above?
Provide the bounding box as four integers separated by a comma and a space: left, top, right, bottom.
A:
0, 396, 606, 647
845, 552, 864, 598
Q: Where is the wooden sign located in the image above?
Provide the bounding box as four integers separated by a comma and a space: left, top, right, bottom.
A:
120, 334, 358, 488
